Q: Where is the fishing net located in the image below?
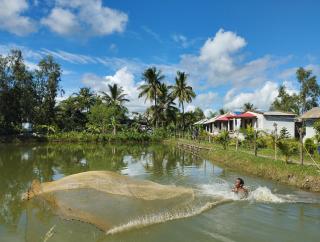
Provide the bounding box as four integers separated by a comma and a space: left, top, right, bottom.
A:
23, 171, 196, 234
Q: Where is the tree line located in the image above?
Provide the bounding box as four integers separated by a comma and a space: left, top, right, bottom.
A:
0, 50, 204, 135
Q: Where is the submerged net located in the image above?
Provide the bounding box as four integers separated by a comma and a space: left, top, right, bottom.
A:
23, 171, 199, 233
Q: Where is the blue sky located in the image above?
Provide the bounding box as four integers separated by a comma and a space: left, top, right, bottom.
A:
1, 0, 320, 115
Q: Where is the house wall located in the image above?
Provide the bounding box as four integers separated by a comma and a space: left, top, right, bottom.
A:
304, 119, 316, 141
261, 116, 295, 137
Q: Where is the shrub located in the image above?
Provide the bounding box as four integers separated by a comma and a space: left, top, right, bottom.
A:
278, 139, 299, 163
304, 138, 317, 155
215, 130, 230, 150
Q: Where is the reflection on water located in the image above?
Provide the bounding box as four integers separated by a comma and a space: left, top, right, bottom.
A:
0, 143, 320, 242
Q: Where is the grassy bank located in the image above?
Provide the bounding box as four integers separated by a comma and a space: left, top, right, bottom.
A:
0, 131, 166, 143
166, 138, 320, 192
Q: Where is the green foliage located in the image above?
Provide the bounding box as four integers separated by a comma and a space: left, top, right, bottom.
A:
215, 130, 230, 150
278, 139, 299, 163
296, 67, 320, 113
138, 67, 165, 128
242, 102, 256, 112
279, 127, 290, 139
270, 85, 300, 114
304, 138, 317, 155
88, 103, 116, 133
35, 124, 57, 135
171, 71, 196, 131
256, 135, 268, 148
270, 68, 320, 114
0, 50, 62, 134
243, 125, 255, 148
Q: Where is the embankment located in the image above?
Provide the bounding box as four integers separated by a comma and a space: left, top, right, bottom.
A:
166, 139, 320, 192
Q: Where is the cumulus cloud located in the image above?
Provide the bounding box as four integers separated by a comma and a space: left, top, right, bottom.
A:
41, 8, 79, 35
0, 0, 36, 36
82, 67, 148, 112
41, 0, 128, 37
224, 81, 279, 110
179, 29, 287, 89
184, 91, 219, 117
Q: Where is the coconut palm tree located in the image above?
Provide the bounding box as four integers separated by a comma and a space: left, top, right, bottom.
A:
73, 87, 96, 113
101, 83, 129, 108
243, 102, 256, 112
171, 71, 196, 131
138, 67, 165, 128
158, 83, 178, 126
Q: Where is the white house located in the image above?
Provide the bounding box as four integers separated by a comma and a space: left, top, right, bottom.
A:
195, 111, 297, 137
300, 107, 320, 141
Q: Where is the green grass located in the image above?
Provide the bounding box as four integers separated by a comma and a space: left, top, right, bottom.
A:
166, 138, 320, 192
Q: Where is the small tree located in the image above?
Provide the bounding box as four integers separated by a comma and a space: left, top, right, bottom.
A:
244, 125, 255, 149
278, 139, 299, 163
216, 130, 230, 150
279, 127, 290, 139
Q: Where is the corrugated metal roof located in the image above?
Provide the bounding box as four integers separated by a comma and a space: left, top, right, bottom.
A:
300, 107, 320, 119
263, 111, 296, 116
194, 119, 208, 125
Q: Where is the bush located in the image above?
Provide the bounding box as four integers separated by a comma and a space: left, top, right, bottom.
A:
215, 130, 230, 150
256, 135, 268, 148
278, 139, 299, 163
304, 138, 317, 155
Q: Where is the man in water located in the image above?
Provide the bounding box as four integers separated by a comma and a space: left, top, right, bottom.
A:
232, 178, 248, 198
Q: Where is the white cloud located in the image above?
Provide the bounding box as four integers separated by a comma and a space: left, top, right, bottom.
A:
186, 91, 218, 109
179, 29, 288, 89
0, 0, 36, 36
41, 8, 79, 35
82, 67, 149, 112
42, 0, 128, 37
224, 81, 279, 110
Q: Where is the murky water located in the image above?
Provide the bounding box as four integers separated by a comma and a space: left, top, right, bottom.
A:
1, 143, 320, 242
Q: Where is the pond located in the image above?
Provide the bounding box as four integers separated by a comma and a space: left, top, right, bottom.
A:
0, 143, 320, 242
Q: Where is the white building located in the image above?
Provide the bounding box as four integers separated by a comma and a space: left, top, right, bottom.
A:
300, 107, 320, 141
196, 111, 297, 137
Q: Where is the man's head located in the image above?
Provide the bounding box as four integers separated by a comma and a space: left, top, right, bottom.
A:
235, 178, 244, 188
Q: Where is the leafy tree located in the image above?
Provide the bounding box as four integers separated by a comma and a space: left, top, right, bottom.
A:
138, 67, 164, 128
87, 103, 114, 133
56, 96, 89, 131
171, 71, 196, 131
0, 50, 36, 132
270, 85, 299, 114
34, 55, 62, 125
297, 67, 320, 113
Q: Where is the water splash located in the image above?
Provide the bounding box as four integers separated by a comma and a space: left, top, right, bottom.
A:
198, 184, 286, 203
106, 199, 231, 235
248, 187, 284, 203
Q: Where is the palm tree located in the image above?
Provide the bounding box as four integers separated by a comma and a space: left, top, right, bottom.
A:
171, 71, 196, 131
73, 87, 96, 112
138, 67, 165, 128
101, 83, 129, 108
243, 102, 256, 112
158, 83, 178, 126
